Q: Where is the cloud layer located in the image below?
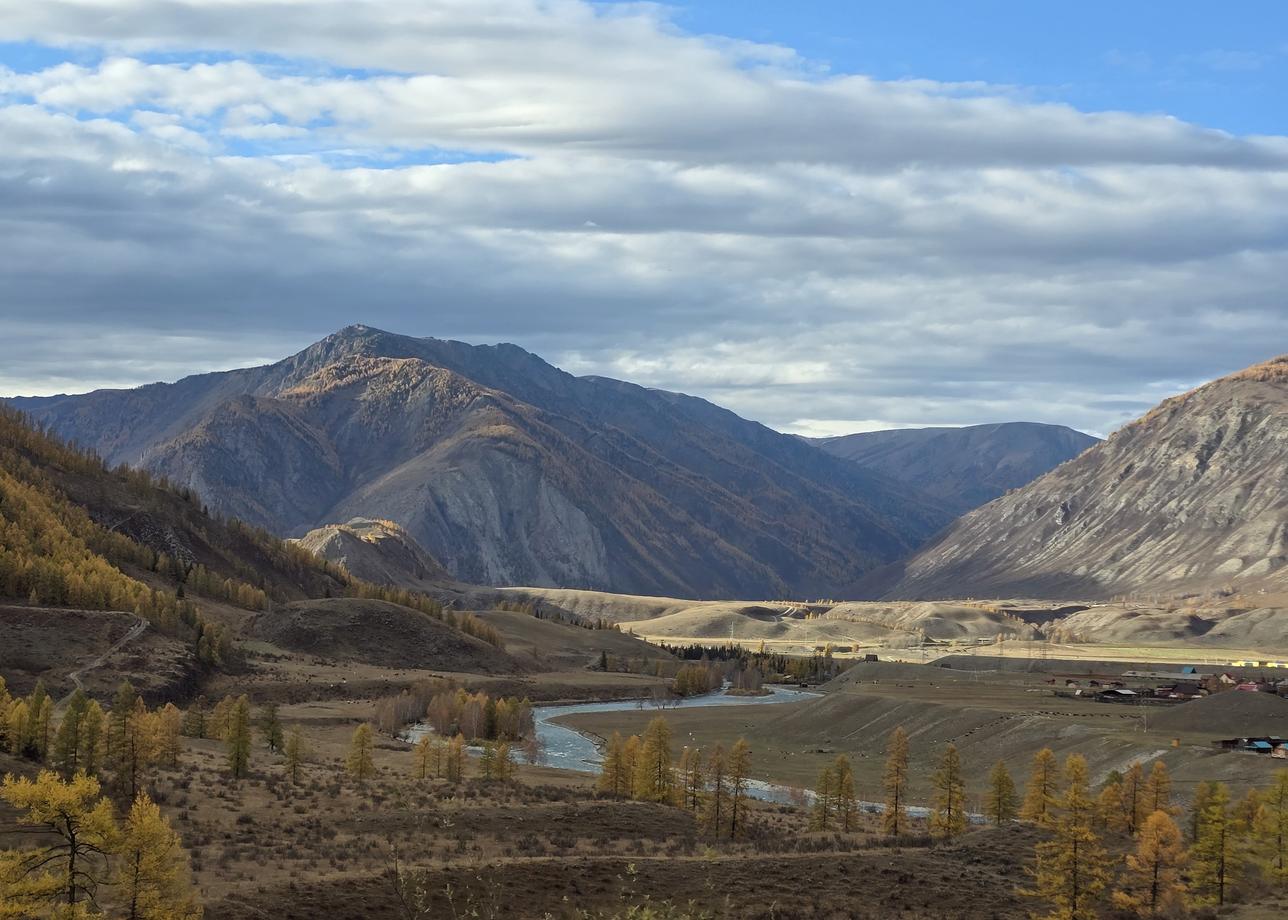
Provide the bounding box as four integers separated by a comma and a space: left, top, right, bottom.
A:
1, 0, 1285, 435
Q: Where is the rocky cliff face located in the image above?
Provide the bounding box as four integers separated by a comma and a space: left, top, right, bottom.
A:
887, 357, 1288, 599
295, 518, 450, 589
14, 326, 950, 598
812, 422, 1098, 515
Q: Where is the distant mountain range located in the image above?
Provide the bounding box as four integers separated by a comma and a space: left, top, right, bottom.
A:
13, 326, 961, 599
886, 356, 1288, 600
809, 422, 1098, 516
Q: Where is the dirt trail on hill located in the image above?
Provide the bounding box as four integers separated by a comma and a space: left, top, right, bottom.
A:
60, 615, 148, 704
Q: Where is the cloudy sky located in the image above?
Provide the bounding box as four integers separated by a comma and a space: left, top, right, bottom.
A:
1, 1, 1286, 437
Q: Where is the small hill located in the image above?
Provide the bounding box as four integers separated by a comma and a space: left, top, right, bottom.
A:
472, 610, 673, 670
248, 598, 518, 673
1149, 691, 1288, 737
296, 518, 450, 588
811, 422, 1097, 515
888, 356, 1288, 600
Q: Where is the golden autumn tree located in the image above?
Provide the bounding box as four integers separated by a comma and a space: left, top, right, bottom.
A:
1143, 761, 1176, 818
1021, 747, 1059, 826
703, 743, 728, 836
811, 761, 836, 831
1119, 762, 1146, 836
676, 746, 705, 812
412, 735, 434, 781
882, 726, 910, 837
1022, 754, 1110, 920
931, 743, 967, 840
1257, 768, 1288, 886
117, 792, 202, 920
986, 760, 1018, 826
834, 755, 858, 832
633, 717, 676, 803
1190, 782, 1242, 907
727, 738, 752, 840
444, 734, 466, 783
596, 732, 629, 799
155, 704, 183, 770
1112, 809, 1188, 918
225, 696, 252, 780
621, 734, 642, 799
0, 770, 118, 915
346, 723, 376, 783
283, 727, 308, 784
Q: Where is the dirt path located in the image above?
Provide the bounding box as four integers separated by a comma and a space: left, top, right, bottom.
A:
59, 615, 149, 705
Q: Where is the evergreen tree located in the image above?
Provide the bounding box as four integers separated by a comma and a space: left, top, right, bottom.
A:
53, 689, 89, 779
1190, 782, 1241, 907
931, 743, 967, 840
622, 734, 642, 799
119, 698, 158, 800
412, 735, 434, 780
1189, 781, 1214, 843
156, 703, 183, 769
1022, 754, 1110, 920
81, 700, 106, 777
1257, 768, 1288, 886
633, 717, 675, 803
986, 760, 1018, 826
1143, 761, 1176, 818
1096, 775, 1128, 833
1112, 810, 1188, 918
445, 734, 466, 783
180, 696, 207, 739
117, 792, 202, 920
882, 726, 909, 837
108, 680, 139, 768
346, 723, 376, 783
1020, 747, 1059, 826
494, 741, 515, 783
0, 770, 118, 913
226, 695, 252, 780
811, 763, 836, 831
1119, 761, 1146, 835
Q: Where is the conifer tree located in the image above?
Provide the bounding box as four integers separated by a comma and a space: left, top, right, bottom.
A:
156, 703, 183, 769
120, 698, 158, 800
445, 733, 466, 783
811, 762, 836, 831
1257, 768, 1288, 886
834, 755, 857, 832
208, 696, 235, 741
931, 743, 967, 840
1112, 810, 1188, 918
882, 726, 909, 837
703, 743, 728, 836
346, 723, 376, 783
1096, 775, 1128, 833
6, 699, 29, 757
478, 740, 497, 780
226, 695, 252, 780
0, 675, 11, 753
1190, 782, 1241, 907
1020, 747, 1059, 826
1232, 787, 1262, 836
412, 735, 434, 780
622, 734, 642, 799
283, 727, 307, 785
633, 717, 675, 803
986, 760, 1018, 826
0, 770, 118, 913
1022, 754, 1110, 920
494, 741, 514, 783
1119, 761, 1146, 835
180, 696, 207, 739
679, 746, 705, 812
81, 700, 106, 777
34, 694, 54, 763
117, 792, 202, 920
727, 738, 752, 840
1143, 761, 1176, 817
108, 680, 140, 766
1189, 781, 1214, 843
258, 703, 283, 754
53, 689, 89, 779
597, 732, 630, 798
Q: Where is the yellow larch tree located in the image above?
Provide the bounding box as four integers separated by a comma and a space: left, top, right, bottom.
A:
1190, 782, 1242, 907
596, 732, 629, 798
882, 726, 909, 837
633, 717, 675, 803
1022, 754, 1110, 920
986, 760, 1018, 826
1256, 768, 1288, 885
117, 792, 202, 920
931, 743, 967, 840
1112, 809, 1188, 918
1020, 747, 1059, 826
727, 738, 752, 840
346, 723, 376, 783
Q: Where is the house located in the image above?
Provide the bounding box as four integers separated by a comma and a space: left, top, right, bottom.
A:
1096, 688, 1139, 703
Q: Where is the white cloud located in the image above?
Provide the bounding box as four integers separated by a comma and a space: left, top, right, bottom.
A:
0, 0, 1284, 436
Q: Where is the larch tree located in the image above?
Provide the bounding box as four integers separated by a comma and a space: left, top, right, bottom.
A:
1232, 788, 1262, 836
622, 735, 642, 800
120, 698, 158, 801
931, 743, 967, 841
1257, 768, 1288, 885
225, 695, 252, 780
986, 760, 1018, 826
882, 726, 909, 837
1111, 809, 1188, 919
1096, 775, 1128, 833
1022, 754, 1110, 920
703, 743, 728, 837
81, 700, 106, 778
6, 700, 30, 757
1020, 747, 1059, 826
1143, 761, 1175, 817
727, 738, 752, 840
445, 734, 466, 783
117, 792, 202, 920
258, 703, 283, 754
494, 741, 515, 783
1190, 782, 1241, 907
1119, 762, 1146, 836
412, 735, 434, 781
834, 755, 857, 832
811, 762, 836, 831
156, 703, 183, 769
596, 732, 629, 799
53, 689, 89, 779
676, 746, 704, 811
633, 717, 675, 804
283, 727, 308, 784
346, 723, 376, 783
107, 680, 139, 768
0, 770, 118, 914
1189, 781, 1214, 842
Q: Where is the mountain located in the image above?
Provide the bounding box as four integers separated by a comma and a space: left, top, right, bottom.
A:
12, 325, 951, 598
296, 518, 452, 590
886, 356, 1288, 600
810, 422, 1098, 515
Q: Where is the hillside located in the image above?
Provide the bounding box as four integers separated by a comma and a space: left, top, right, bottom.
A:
886, 356, 1288, 600
296, 518, 451, 589
13, 325, 951, 598
811, 422, 1098, 514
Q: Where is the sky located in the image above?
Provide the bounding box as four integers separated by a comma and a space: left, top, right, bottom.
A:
0, 1, 1285, 437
